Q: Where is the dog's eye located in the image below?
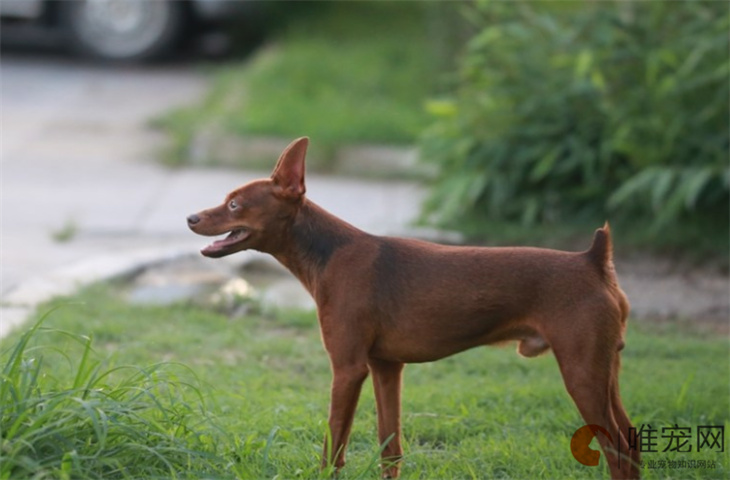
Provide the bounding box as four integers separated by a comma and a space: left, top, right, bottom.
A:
229, 200, 238, 210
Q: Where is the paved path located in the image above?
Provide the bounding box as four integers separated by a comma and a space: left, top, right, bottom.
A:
0, 54, 425, 336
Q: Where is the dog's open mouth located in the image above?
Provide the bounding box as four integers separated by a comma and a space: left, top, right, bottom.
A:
201, 228, 251, 257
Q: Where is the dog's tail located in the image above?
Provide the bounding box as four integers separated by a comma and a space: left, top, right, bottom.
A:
586, 222, 631, 334
586, 221, 615, 281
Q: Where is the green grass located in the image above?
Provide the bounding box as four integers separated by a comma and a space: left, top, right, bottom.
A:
2, 284, 728, 479
157, 2, 439, 168
0, 310, 226, 479
50, 218, 78, 244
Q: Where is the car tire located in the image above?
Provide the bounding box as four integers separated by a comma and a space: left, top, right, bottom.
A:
60, 0, 186, 62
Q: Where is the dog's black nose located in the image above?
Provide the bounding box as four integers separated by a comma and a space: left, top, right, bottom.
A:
187, 214, 200, 225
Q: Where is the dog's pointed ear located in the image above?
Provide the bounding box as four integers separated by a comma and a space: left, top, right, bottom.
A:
272, 137, 308, 199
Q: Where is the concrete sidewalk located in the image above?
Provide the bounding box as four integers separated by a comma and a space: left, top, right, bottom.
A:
0, 55, 426, 338
1, 164, 425, 337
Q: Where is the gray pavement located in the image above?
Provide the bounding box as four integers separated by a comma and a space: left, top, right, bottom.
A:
0, 54, 425, 337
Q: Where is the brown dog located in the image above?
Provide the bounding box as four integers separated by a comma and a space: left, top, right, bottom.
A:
187, 137, 639, 479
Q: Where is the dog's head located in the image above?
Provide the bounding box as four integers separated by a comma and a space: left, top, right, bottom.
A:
187, 137, 309, 257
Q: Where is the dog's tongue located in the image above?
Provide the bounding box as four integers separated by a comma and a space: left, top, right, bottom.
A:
201, 229, 249, 257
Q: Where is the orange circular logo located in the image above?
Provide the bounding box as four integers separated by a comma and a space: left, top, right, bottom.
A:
570, 424, 613, 466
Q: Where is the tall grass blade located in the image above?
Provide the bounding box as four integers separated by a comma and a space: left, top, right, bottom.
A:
0, 312, 229, 479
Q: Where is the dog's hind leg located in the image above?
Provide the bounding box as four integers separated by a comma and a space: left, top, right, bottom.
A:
549, 314, 637, 479
610, 355, 641, 478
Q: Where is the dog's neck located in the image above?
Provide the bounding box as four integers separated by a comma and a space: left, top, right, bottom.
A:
271, 199, 363, 296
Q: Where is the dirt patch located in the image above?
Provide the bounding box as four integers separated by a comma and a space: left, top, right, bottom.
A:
615, 255, 729, 334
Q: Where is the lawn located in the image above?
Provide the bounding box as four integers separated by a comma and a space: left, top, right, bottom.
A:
1, 284, 728, 479
157, 2, 442, 169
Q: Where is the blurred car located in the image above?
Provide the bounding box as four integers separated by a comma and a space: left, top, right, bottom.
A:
0, 0, 254, 61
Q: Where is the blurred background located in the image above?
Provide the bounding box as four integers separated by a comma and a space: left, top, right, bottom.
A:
2, 0, 728, 322
1, 2, 728, 478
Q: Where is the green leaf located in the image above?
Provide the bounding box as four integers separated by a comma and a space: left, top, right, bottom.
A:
608, 167, 661, 210
425, 99, 458, 119
529, 147, 561, 182
574, 50, 592, 78
650, 168, 677, 210
521, 197, 540, 226
683, 167, 714, 210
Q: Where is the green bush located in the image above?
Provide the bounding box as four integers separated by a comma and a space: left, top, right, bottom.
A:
421, 1, 729, 254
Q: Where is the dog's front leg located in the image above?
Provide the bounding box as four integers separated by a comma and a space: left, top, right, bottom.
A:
369, 358, 404, 479
323, 363, 369, 473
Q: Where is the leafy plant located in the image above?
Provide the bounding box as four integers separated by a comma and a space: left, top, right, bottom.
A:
0, 313, 227, 479
421, 1, 729, 254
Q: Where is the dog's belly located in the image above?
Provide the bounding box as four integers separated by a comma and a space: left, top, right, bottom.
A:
369, 335, 483, 363
369, 313, 538, 364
